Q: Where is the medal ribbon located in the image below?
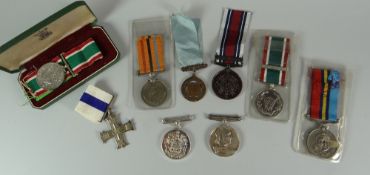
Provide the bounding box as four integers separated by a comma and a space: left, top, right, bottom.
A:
171, 15, 203, 67
309, 68, 340, 122
136, 34, 165, 75
259, 36, 290, 86
215, 8, 252, 67
22, 38, 103, 101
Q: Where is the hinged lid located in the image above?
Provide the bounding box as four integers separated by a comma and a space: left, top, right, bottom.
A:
0, 1, 97, 73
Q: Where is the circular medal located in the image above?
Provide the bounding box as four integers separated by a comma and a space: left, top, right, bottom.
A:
161, 129, 191, 160
306, 126, 339, 159
181, 74, 206, 102
36, 62, 66, 90
255, 89, 283, 117
141, 79, 168, 107
212, 68, 242, 100
209, 123, 239, 157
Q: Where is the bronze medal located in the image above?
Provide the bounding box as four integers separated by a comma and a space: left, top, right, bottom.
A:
212, 68, 242, 100
181, 74, 206, 102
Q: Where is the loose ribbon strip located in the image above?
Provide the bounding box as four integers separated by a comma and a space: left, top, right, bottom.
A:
21, 38, 103, 101
259, 36, 290, 86
171, 14, 203, 67
136, 34, 165, 75
309, 68, 340, 122
215, 8, 252, 67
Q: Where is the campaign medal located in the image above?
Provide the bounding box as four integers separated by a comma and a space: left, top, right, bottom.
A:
171, 15, 207, 102
161, 115, 194, 160
212, 8, 252, 100
255, 36, 290, 117
306, 69, 341, 159
36, 62, 66, 90
181, 64, 207, 102
208, 114, 241, 157
75, 85, 135, 149
136, 34, 168, 107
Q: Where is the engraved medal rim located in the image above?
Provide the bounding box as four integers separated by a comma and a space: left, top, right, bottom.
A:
141, 79, 168, 107
161, 128, 191, 160
211, 68, 243, 100
254, 88, 284, 117
306, 127, 339, 159
36, 62, 66, 90
181, 74, 206, 102
209, 123, 240, 157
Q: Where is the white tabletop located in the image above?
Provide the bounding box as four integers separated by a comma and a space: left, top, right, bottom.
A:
0, 0, 369, 174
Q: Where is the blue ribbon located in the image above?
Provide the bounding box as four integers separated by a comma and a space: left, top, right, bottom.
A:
328, 70, 340, 122
80, 92, 109, 112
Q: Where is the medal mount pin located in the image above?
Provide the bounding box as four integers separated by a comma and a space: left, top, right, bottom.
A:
208, 114, 241, 157
181, 63, 207, 102
161, 115, 194, 160
254, 36, 290, 118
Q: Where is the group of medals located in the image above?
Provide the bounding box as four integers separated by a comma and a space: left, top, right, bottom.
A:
17, 5, 345, 162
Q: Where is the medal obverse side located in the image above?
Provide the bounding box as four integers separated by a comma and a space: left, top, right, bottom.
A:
162, 129, 190, 160
141, 80, 168, 107
36, 62, 66, 90
209, 124, 239, 157
255, 89, 283, 117
212, 68, 242, 100
306, 127, 339, 159
181, 75, 206, 102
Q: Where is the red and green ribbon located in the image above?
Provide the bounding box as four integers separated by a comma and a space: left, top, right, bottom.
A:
259, 36, 290, 86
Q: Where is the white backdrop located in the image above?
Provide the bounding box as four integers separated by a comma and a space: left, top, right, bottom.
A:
0, 0, 369, 174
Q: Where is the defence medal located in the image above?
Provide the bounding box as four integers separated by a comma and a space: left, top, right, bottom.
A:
212, 8, 252, 100
75, 85, 135, 149
136, 34, 168, 107
161, 115, 194, 160
208, 114, 241, 157
306, 68, 341, 159
171, 15, 207, 102
255, 36, 290, 117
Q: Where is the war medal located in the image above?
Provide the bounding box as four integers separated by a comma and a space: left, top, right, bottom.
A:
255, 36, 290, 117
306, 69, 341, 159
75, 85, 135, 149
208, 114, 241, 157
161, 115, 194, 160
171, 15, 207, 102
212, 8, 252, 100
136, 34, 168, 107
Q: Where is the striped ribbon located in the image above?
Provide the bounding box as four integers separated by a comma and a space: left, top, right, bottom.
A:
215, 8, 252, 67
136, 34, 165, 75
259, 36, 290, 86
309, 68, 340, 123
21, 38, 103, 101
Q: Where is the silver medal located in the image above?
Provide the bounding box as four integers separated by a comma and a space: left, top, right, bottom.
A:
141, 79, 168, 107
306, 125, 339, 159
36, 62, 66, 90
255, 89, 283, 117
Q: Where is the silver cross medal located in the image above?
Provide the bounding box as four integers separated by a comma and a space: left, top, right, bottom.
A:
100, 109, 134, 149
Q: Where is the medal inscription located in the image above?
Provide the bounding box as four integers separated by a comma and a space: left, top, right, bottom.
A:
141, 80, 167, 107
209, 124, 239, 157
255, 89, 283, 117
36, 62, 65, 90
212, 68, 242, 100
162, 129, 190, 159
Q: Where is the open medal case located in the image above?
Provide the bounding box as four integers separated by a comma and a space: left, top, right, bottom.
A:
0, 1, 119, 109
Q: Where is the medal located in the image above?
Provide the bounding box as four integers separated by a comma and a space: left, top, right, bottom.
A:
208, 114, 241, 157
36, 62, 66, 90
136, 34, 168, 107
212, 8, 252, 100
75, 85, 135, 149
171, 15, 207, 102
161, 115, 194, 160
254, 36, 290, 117
306, 68, 341, 159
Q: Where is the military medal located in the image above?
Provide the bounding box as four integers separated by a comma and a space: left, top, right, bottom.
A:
36, 62, 66, 90
306, 68, 341, 159
161, 115, 194, 160
171, 14, 207, 102
136, 34, 168, 107
212, 8, 252, 100
208, 114, 241, 157
254, 36, 290, 117
75, 85, 135, 149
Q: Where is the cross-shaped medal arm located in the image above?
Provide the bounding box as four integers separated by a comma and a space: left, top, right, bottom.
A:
100, 109, 134, 149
